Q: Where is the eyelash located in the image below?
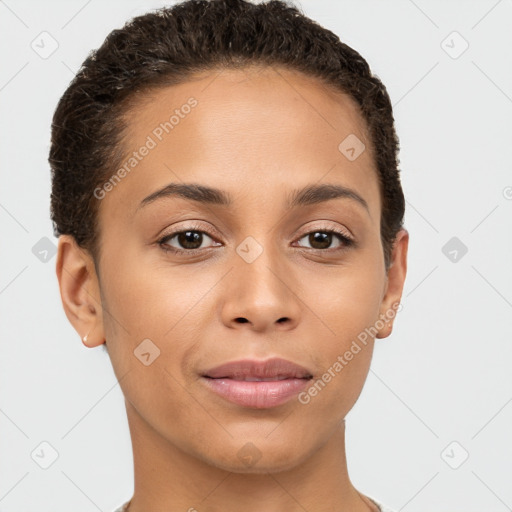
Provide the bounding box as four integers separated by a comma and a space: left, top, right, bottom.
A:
157, 223, 355, 256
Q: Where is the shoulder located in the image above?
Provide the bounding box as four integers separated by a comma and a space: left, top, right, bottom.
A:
112, 500, 131, 512
365, 494, 398, 512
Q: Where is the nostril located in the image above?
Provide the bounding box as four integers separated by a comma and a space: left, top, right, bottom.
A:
235, 317, 249, 323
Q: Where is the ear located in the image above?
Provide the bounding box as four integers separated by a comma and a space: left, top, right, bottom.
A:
375, 228, 409, 339
55, 235, 106, 348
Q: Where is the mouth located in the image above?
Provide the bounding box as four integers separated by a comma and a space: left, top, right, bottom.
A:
208, 375, 299, 381
202, 357, 313, 380
200, 357, 313, 408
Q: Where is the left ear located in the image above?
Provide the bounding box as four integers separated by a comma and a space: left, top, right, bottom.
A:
375, 228, 409, 339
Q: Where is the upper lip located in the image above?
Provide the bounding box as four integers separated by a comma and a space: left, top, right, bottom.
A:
202, 357, 313, 380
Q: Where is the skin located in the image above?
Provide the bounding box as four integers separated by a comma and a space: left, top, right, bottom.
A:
56, 65, 408, 512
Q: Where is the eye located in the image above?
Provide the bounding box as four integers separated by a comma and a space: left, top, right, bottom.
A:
158, 224, 220, 254
295, 228, 354, 251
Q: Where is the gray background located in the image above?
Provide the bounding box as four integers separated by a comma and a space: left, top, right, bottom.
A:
1, 0, 511, 510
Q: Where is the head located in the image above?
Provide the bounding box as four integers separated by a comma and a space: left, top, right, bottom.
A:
52, 0, 408, 473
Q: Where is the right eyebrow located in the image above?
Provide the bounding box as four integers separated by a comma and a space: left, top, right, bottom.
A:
136, 182, 233, 213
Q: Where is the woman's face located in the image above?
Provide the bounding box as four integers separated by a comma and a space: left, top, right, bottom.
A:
69, 66, 408, 472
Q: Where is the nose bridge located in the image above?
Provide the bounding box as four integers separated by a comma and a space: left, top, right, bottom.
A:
221, 232, 301, 331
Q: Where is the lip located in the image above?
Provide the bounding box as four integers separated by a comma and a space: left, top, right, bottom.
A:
201, 357, 313, 409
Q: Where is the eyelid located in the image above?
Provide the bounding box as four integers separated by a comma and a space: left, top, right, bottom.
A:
295, 220, 354, 241
158, 220, 220, 241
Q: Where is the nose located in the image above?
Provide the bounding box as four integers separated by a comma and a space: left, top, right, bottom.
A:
220, 242, 301, 333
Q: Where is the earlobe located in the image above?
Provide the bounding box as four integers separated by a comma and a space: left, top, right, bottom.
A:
375, 319, 394, 339
375, 228, 409, 339
55, 235, 105, 348
81, 320, 104, 348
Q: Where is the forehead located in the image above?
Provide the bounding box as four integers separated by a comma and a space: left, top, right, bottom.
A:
100, 65, 380, 221
125, 65, 370, 152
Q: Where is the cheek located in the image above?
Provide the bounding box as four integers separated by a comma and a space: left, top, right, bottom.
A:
100, 249, 221, 371
101, 242, 192, 331
294, 290, 380, 422
296, 256, 385, 407
304, 257, 384, 342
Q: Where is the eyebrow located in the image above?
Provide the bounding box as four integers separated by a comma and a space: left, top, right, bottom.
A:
136, 182, 369, 214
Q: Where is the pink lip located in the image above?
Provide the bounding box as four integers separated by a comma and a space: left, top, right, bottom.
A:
201, 357, 313, 409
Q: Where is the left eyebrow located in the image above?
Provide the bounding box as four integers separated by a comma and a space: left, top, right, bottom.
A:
135, 181, 369, 214
286, 183, 370, 214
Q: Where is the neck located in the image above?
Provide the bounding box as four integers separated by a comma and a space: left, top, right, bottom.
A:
124, 400, 378, 512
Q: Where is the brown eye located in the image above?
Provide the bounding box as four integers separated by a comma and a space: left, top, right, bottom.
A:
307, 232, 332, 250
174, 230, 204, 250
296, 229, 353, 251
158, 225, 220, 254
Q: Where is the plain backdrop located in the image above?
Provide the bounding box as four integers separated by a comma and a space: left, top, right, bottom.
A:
1, 0, 511, 510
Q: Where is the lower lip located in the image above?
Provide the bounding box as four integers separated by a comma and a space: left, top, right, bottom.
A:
201, 377, 311, 408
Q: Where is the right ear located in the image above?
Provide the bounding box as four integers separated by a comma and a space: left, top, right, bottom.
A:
55, 235, 106, 348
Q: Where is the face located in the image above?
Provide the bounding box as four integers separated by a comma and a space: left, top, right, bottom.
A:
59, 65, 408, 474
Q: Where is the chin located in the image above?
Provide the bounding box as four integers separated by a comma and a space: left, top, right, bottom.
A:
201, 441, 309, 475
